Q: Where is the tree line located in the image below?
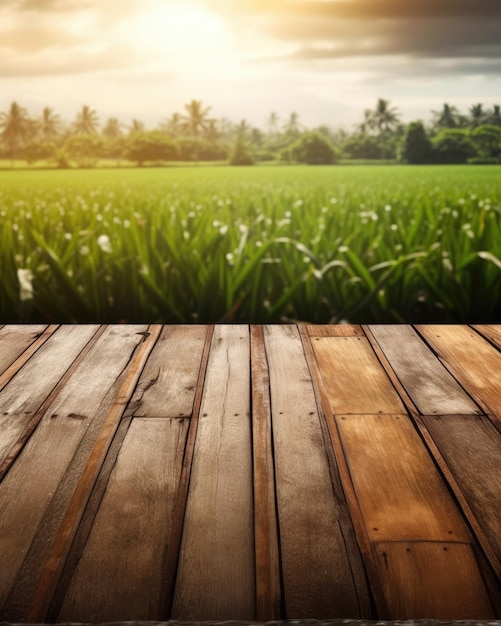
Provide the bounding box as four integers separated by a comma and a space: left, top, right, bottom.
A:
0, 98, 500, 167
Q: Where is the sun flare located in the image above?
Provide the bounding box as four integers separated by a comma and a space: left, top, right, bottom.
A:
132, 2, 226, 58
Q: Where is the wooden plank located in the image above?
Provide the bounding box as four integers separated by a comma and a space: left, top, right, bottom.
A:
171, 325, 255, 620
0, 325, 99, 467
312, 336, 405, 414
416, 325, 501, 418
131, 325, 207, 418
369, 325, 479, 415
0, 326, 107, 482
336, 414, 470, 543
473, 324, 501, 349
375, 541, 493, 618
423, 414, 501, 564
0, 325, 152, 619
0, 325, 48, 375
265, 325, 368, 618
307, 324, 364, 337
57, 418, 187, 622
250, 326, 281, 621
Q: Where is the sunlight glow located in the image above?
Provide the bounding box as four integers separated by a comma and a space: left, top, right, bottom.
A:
133, 2, 226, 58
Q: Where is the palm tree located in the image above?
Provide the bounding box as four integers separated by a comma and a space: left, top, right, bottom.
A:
267, 111, 279, 136
203, 119, 219, 142
38, 107, 60, 141
235, 119, 251, 142
358, 109, 376, 135
432, 103, 461, 130
373, 98, 400, 134
129, 119, 145, 135
162, 112, 182, 137
73, 105, 99, 134
102, 117, 122, 138
487, 105, 501, 127
469, 103, 486, 128
0, 101, 31, 162
180, 99, 211, 137
283, 112, 301, 136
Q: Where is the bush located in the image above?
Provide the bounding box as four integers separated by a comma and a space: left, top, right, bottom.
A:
287, 131, 337, 165
124, 132, 178, 166
432, 129, 477, 164
174, 137, 228, 161
400, 121, 433, 164
23, 141, 56, 166
65, 135, 105, 168
229, 141, 254, 165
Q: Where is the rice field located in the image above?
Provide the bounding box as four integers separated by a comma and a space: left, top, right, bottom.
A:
1, 164, 501, 323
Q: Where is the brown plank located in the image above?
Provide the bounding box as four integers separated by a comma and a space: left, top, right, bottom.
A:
416, 325, 501, 418
0, 325, 48, 375
0, 325, 99, 467
423, 414, 501, 566
57, 418, 187, 622
473, 324, 501, 349
369, 325, 480, 415
250, 326, 281, 621
0, 326, 107, 482
264, 325, 368, 618
336, 414, 470, 543
0, 325, 152, 619
171, 325, 255, 620
131, 325, 207, 418
374, 541, 493, 618
312, 336, 405, 414
307, 324, 364, 337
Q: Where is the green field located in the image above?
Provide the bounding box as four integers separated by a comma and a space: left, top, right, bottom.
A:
1, 164, 501, 323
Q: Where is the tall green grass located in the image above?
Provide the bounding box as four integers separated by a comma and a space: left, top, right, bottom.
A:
1, 165, 500, 323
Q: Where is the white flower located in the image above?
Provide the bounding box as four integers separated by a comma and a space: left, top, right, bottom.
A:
97, 235, 112, 253
17, 268, 34, 301
80, 245, 90, 256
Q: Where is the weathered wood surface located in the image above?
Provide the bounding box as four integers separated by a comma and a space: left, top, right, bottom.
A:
0, 324, 501, 622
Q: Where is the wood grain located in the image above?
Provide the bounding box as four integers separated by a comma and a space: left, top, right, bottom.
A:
250, 326, 281, 621
58, 418, 187, 622
307, 325, 364, 337
0, 325, 48, 375
375, 541, 493, 618
369, 325, 479, 415
312, 336, 405, 414
336, 414, 470, 543
423, 414, 501, 563
265, 325, 365, 618
473, 324, 501, 349
171, 325, 255, 620
0, 326, 151, 620
0, 325, 99, 468
416, 325, 501, 418
131, 325, 207, 418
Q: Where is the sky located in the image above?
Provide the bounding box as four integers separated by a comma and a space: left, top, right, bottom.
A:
0, 0, 500, 131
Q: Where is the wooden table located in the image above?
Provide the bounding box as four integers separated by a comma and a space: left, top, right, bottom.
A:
1, 324, 501, 622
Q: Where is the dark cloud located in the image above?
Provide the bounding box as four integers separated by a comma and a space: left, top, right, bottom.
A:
249, 0, 501, 74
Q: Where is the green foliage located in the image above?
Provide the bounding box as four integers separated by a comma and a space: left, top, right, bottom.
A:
2, 165, 501, 324
342, 133, 382, 160
400, 121, 433, 164
123, 131, 178, 166
65, 134, 105, 168
286, 131, 337, 165
432, 129, 477, 164
175, 137, 228, 161
471, 125, 501, 159
23, 140, 56, 165
229, 141, 254, 165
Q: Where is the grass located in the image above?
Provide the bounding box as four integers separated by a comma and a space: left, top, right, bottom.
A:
1, 164, 501, 323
